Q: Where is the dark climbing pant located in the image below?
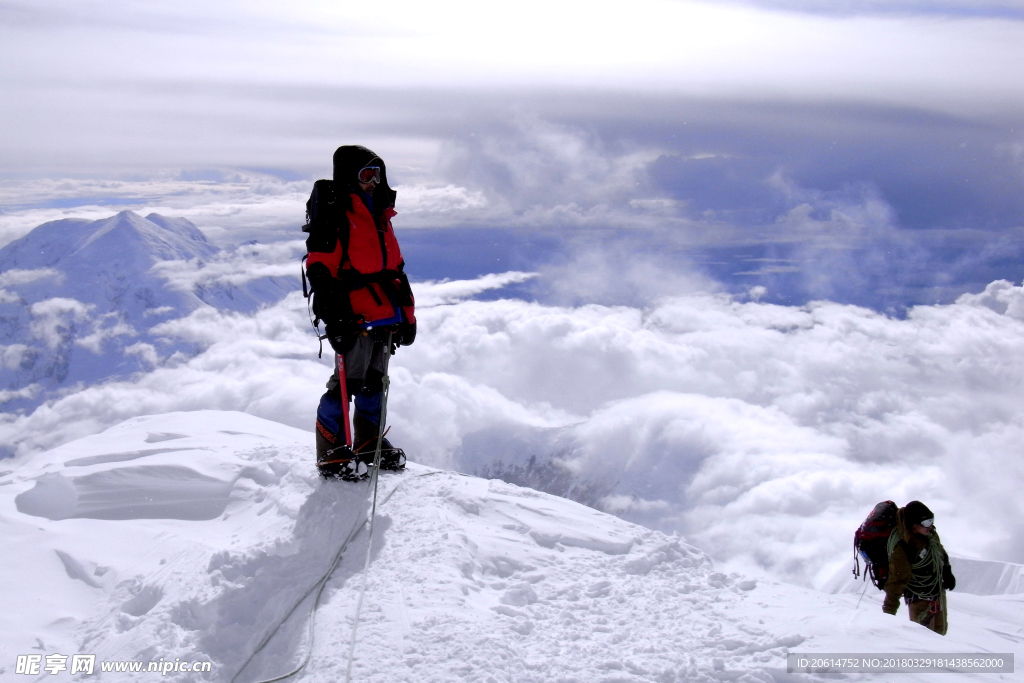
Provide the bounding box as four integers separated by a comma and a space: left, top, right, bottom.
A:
315, 329, 392, 454
908, 597, 947, 635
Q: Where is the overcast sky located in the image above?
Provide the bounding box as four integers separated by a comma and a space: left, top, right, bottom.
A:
2, 0, 1024, 307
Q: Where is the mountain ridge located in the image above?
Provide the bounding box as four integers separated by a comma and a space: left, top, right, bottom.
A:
0, 212, 296, 417
0, 211, 214, 274
2, 410, 1021, 683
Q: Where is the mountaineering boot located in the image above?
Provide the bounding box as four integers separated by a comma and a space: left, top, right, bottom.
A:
374, 437, 407, 471
316, 429, 368, 481
316, 445, 369, 481
353, 413, 407, 472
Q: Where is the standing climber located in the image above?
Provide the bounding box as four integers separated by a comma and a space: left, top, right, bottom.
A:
882, 501, 956, 635
303, 145, 416, 479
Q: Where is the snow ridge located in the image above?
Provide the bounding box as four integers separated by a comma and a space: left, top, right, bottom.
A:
3, 411, 1023, 683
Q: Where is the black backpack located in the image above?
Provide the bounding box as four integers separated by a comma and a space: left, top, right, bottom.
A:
299, 180, 350, 355
853, 500, 898, 589
302, 179, 348, 256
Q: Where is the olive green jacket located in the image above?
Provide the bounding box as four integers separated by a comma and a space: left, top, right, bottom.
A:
882, 506, 950, 615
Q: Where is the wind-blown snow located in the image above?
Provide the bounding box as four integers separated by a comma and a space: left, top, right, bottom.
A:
1, 411, 1021, 683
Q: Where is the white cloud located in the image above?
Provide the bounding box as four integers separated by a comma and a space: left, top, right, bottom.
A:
731, 0, 1024, 18
0, 383, 41, 404
435, 117, 681, 232
4, 272, 1024, 590
74, 313, 137, 354
395, 278, 1024, 583
0, 344, 34, 371
149, 239, 306, 293
28, 298, 94, 348
414, 271, 538, 307
0, 268, 61, 287
599, 493, 672, 514
395, 183, 489, 217
956, 279, 1024, 320
143, 306, 175, 317
538, 245, 720, 306
123, 342, 159, 366
0, 293, 322, 455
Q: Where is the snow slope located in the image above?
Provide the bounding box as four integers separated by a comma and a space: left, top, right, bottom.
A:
1, 411, 1021, 682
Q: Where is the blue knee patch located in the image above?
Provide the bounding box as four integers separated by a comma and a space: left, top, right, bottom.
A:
354, 392, 382, 424
317, 391, 344, 438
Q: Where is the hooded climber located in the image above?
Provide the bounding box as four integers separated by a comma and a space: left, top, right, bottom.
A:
882, 501, 956, 635
304, 145, 416, 480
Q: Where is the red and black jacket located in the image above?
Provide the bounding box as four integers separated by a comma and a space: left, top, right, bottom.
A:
303, 179, 415, 327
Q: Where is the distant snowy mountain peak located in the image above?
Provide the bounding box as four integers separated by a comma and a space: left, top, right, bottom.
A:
0, 211, 214, 274
72, 211, 213, 266
2, 410, 1021, 683
0, 211, 216, 318
143, 212, 214, 246
0, 212, 297, 415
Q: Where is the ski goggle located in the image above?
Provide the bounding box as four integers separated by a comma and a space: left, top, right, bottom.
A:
918, 518, 934, 528
356, 166, 381, 184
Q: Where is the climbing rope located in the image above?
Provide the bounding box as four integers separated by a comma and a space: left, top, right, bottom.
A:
230, 470, 441, 683
234, 331, 418, 683
344, 332, 393, 683
885, 527, 947, 634
886, 528, 944, 600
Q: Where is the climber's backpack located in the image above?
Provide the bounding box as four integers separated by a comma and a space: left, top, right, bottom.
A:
300, 179, 347, 320
302, 179, 349, 259
853, 500, 899, 589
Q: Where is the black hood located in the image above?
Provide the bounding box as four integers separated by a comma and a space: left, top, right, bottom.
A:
904, 501, 934, 528
332, 145, 397, 226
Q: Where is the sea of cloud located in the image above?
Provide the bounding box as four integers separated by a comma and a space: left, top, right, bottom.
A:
3, 232, 1024, 590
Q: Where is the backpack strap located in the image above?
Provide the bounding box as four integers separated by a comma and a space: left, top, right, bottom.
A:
301, 254, 310, 300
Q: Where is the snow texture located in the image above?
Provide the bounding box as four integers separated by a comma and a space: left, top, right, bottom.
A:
1, 411, 1021, 682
